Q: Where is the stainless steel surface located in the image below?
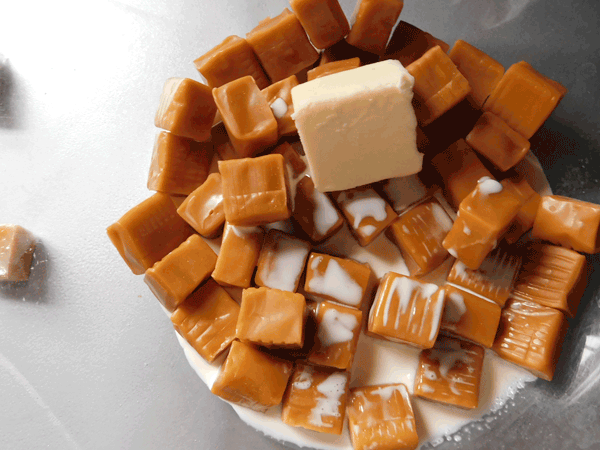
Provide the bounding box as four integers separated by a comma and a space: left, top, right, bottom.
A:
1, 1, 599, 449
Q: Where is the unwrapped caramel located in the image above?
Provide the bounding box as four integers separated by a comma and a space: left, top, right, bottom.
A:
0, 224, 36, 282
383, 20, 450, 67
307, 58, 361, 81
177, 173, 225, 238
260, 76, 299, 137
289, 0, 349, 49
346, 0, 404, 55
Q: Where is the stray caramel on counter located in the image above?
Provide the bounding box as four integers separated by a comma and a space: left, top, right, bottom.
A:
347, 383, 419, 450
171, 279, 239, 363
493, 298, 567, 381
289, 0, 350, 49
331, 186, 398, 246
246, 8, 319, 83
219, 154, 291, 227
346, 0, 404, 55
304, 252, 372, 309
107, 193, 194, 275
254, 230, 311, 293
291, 60, 423, 192
282, 363, 349, 435
177, 173, 225, 238
441, 285, 501, 348
414, 336, 484, 410
212, 223, 263, 288
512, 243, 587, 318
368, 272, 445, 349
193, 35, 270, 90
236, 287, 306, 348
155, 77, 217, 142
211, 340, 293, 412
147, 131, 213, 196
144, 234, 217, 312
213, 76, 278, 158
0, 224, 37, 282
532, 195, 600, 254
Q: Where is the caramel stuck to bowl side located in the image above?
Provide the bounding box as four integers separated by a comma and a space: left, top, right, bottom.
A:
177, 173, 225, 238
144, 234, 217, 312
383, 20, 450, 67
532, 195, 600, 254
414, 336, 485, 410
306, 58, 361, 81
155, 77, 217, 142
0, 224, 37, 282
254, 229, 311, 293
368, 272, 445, 349
347, 383, 419, 450
193, 35, 270, 90
171, 279, 239, 363
289, 0, 349, 50
260, 76, 299, 137
307, 301, 363, 370
107, 193, 194, 275
219, 154, 291, 227
236, 287, 306, 348
246, 8, 319, 83
386, 198, 453, 277
211, 340, 293, 412
512, 243, 587, 318
282, 363, 349, 435
345, 0, 404, 56
213, 76, 278, 158
304, 252, 372, 309
493, 298, 567, 381
147, 131, 213, 196
212, 222, 264, 288
441, 285, 501, 348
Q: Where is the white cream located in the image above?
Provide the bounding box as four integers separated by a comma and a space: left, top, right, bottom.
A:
337, 189, 388, 229
477, 177, 503, 195
311, 187, 341, 236
310, 373, 348, 427
443, 291, 467, 324
270, 97, 288, 118
318, 308, 359, 347
293, 366, 313, 390
430, 202, 454, 231
231, 225, 261, 239
258, 235, 310, 292
308, 257, 363, 307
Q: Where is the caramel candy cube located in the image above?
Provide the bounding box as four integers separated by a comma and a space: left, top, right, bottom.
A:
219, 154, 291, 227
532, 195, 600, 254
332, 186, 398, 246
386, 198, 453, 276
307, 301, 362, 370
212, 222, 264, 288
271, 142, 306, 178
503, 175, 541, 244
368, 272, 445, 349
414, 337, 484, 410
255, 230, 311, 292
430, 139, 492, 209
213, 76, 278, 158
155, 77, 217, 142
346, 0, 404, 55
177, 173, 225, 238
107, 193, 194, 275
246, 9, 319, 83
282, 363, 349, 434
193, 35, 270, 90
289, 0, 350, 49
347, 384, 419, 450
492, 298, 567, 381
512, 244, 587, 318
147, 131, 213, 196
0, 225, 36, 282
441, 285, 501, 348
383, 20, 450, 67
448, 40, 505, 108
261, 75, 299, 137
407, 46, 471, 126
171, 279, 239, 362
144, 235, 217, 312
380, 174, 430, 213
484, 61, 567, 139
319, 39, 380, 66
466, 112, 530, 171
307, 58, 361, 81
442, 178, 523, 270
211, 340, 293, 412
236, 287, 306, 348
446, 245, 522, 307
292, 176, 344, 243
304, 252, 372, 309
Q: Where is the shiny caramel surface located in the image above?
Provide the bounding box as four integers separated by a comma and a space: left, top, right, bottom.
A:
177, 173, 225, 238
289, 0, 349, 49
306, 58, 360, 81
346, 0, 404, 55
0, 224, 36, 282
260, 76, 299, 137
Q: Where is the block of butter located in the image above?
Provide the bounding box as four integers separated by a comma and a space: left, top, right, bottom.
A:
291, 60, 423, 192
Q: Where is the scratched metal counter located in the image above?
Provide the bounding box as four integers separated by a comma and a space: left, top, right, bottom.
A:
1, 0, 599, 449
